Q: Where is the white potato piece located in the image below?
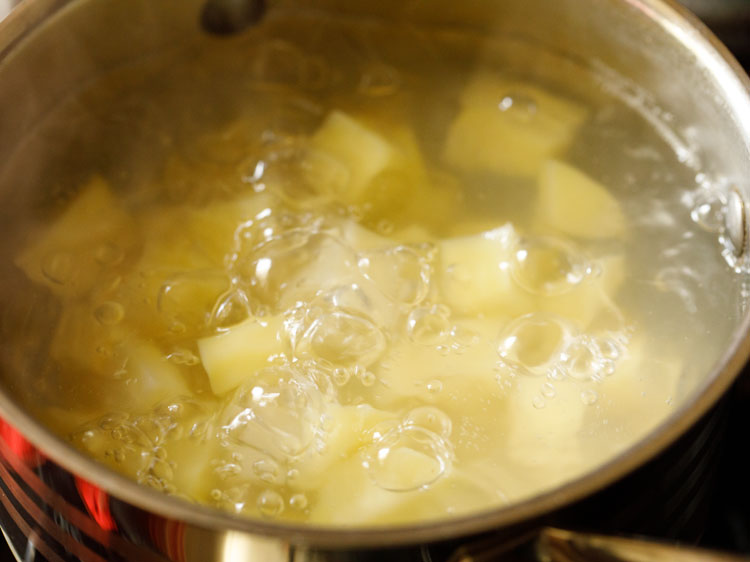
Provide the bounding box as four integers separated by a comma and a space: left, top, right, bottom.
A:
536, 160, 625, 239
443, 74, 587, 177
15, 176, 135, 298
198, 316, 285, 395
437, 224, 532, 316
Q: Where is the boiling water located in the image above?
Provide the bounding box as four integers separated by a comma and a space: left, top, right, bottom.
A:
0, 10, 744, 526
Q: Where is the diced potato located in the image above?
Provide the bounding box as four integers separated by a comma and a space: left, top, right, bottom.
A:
137, 193, 275, 270
126, 343, 191, 404
596, 339, 683, 438
536, 160, 625, 239
443, 75, 587, 177
373, 316, 507, 415
340, 220, 395, 251
294, 404, 395, 490
437, 224, 532, 316
198, 316, 285, 395
49, 301, 129, 377
536, 254, 625, 328
15, 176, 135, 298
505, 376, 587, 471
309, 458, 503, 525
304, 111, 432, 222
341, 220, 435, 253
306, 111, 398, 201
163, 437, 222, 503
49, 305, 189, 411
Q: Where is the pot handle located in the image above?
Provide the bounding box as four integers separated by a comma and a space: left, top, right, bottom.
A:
445, 527, 750, 562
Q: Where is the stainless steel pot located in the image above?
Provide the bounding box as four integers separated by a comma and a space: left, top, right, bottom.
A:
1, 0, 750, 560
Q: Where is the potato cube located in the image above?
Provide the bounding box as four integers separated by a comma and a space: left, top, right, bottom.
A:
309, 458, 502, 525
198, 316, 285, 395
306, 110, 397, 201
437, 224, 532, 316
443, 75, 587, 177
505, 375, 587, 470
536, 160, 625, 239
596, 339, 682, 438
294, 404, 395, 490
15, 176, 135, 298
536, 254, 625, 328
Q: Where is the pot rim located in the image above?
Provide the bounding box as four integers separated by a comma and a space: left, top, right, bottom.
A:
1, 0, 750, 549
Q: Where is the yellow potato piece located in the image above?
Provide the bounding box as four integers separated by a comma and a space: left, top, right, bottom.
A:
137, 193, 275, 270
505, 376, 587, 470
437, 224, 532, 316
536, 254, 625, 328
15, 176, 135, 299
373, 316, 507, 417
306, 110, 397, 201
198, 316, 285, 395
293, 404, 395, 490
309, 458, 502, 526
443, 75, 587, 178
163, 437, 222, 503
596, 339, 682, 438
536, 160, 625, 239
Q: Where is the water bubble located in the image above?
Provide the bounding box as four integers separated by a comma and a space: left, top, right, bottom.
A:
287, 468, 300, 485
532, 395, 546, 409
210, 289, 252, 330
358, 245, 432, 305
332, 367, 352, 386
324, 282, 394, 328
94, 242, 124, 266
366, 424, 452, 492
358, 369, 377, 387
93, 301, 125, 326
511, 237, 591, 296
560, 338, 602, 381
404, 407, 452, 438
221, 365, 326, 461
252, 40, 305, 87
257, 489, 285, 517
449, 324, 481, 352
498, 93, 538, 121
426, 379, 443, 395
298, 308, 386, 368
236, 229, 354, 308
252, 458, 282, 484
407, 305, 450, 345
594, 335, 623, 361
41, 251, 74, 285
690, 188, 726, 233
581, 389, 599, 405
358, 63, 401, 97
289, 493, 308, 511
497, 313, 575, 377
166, 348, 200, 366
541, 382, 556, 398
